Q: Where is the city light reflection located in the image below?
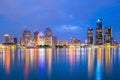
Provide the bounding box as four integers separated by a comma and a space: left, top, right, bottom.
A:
5, 49, 10, 75
88, 48, 94, 78
96, 48, 103, 80
38, 49, 45, 75
105, 48, 111, 74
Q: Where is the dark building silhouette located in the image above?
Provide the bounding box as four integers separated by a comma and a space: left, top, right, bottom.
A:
87, 28, 94, 44
96, 19, 103, 45
14, 37, 18, 44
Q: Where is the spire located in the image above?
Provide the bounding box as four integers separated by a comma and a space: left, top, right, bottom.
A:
97, 19, 102, 23
24, 26, 27, 30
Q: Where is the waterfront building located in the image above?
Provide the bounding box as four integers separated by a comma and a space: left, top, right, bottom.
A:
104, 27, 112, 45
34, 30, 39, 46
4, 34, 16, 44
87, 28, 94, 44
20, 28, 33, 47
96, 19, 103, 45
71, 36, 81, 44
9, 38, 14, 43
45, 36, 57, 47
44, 27, 57, 47
4, 34, 10, 43
38, 32, 45, 46
57, 40, 68, 46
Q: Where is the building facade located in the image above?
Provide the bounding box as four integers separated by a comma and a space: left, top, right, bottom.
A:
44, 27, 57, 47
104, 27, 112, 44
38, 32, 45, 46
20, 29, 33, 47
57, 40, 68, 46
96, 19, 103, 45
87, 28, 94, 44
34, 31, 39, 46
4, 34, 10, 43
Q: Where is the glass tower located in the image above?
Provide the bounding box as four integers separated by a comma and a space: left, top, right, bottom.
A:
96, 19, 103, 45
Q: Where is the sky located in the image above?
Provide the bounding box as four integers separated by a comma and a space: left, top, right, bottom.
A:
0, 0, 120, 43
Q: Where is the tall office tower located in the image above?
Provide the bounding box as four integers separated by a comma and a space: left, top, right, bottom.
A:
44, 27, 57, 47
38, 32, 45, 46
87, 28, 94, 44
96, 19, 103, 45
104, 27, 112, 44
20, 28, 32, 46
45, 27, 52, 37
34, 30, 39, 45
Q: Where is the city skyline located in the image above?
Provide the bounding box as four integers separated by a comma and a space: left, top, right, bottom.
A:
0, 0, 120, 43
0, 19, 118, 44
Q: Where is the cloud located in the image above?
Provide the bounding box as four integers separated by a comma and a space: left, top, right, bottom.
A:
63, 25, 79, 30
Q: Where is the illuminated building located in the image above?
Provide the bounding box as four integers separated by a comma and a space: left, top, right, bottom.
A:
71, 36, 81, 44
9, 38, 14, 43
57, 40, 68, 46
34, 30, 39, 46
4, 34, 10, 43
44, 27, 57, 47
20, 28, 33, 47
4, 34, 16, 44
38, 32, 45, 46
87, 28, 94, 44
96, 19, 103, 45
104, 27, 112, 44
45, 36, 57, 47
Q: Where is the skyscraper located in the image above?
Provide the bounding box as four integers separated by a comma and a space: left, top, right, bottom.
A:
44, 27, 57, 47
38, 32, 45, 46
20, 28, 32, 47
96, 19, 103, 45
87, 28, 94, 44
45, 27, 52, 37
104, 27, 112, 44
34, 30, 39, 45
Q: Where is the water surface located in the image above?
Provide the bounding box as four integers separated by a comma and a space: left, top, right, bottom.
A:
0, 48, 120, 80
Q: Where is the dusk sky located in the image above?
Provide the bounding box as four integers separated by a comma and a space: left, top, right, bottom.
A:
0, 0, 120, 43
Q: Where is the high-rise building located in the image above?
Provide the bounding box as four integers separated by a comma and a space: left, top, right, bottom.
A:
38, 32, 45, 45
104, 27, 112, 44
45, 27, 52, 37
87, 28, 94, 44
44, 27, 57, 47
96, 19, 103, 45
34, 31, 39, 45
20, 28, 33, 47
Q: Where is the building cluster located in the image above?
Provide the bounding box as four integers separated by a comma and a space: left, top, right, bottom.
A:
87, 19, 117, 46
2, 19, 118, 48
4, 34, 18, 45
20, 27, 57, 48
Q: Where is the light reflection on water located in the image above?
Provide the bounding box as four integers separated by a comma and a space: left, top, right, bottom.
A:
0, 48, 120, 80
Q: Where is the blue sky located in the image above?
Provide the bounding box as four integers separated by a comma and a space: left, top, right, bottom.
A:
0, 0, 120, 43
